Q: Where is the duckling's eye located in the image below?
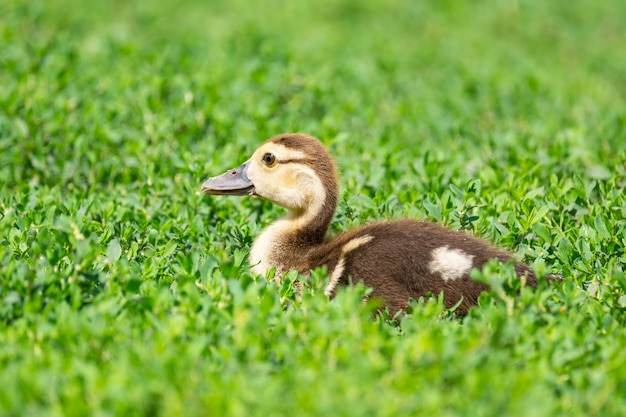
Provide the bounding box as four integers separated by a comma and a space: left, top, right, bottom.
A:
262, 153, 277, 167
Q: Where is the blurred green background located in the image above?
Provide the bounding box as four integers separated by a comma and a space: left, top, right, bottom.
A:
1, 0, 625, 416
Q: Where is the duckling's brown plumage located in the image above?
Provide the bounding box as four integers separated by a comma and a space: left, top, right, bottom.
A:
202, 133, 542, 315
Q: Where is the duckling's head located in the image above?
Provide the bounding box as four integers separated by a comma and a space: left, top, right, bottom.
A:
202, 134, 338, 215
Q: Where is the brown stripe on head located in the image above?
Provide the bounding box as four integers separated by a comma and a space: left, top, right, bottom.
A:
265, 133, 339, 202
267, 133, 336, 167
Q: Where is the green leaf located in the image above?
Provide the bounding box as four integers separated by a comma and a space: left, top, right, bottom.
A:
449, 183, 464, 199
523, 186, 545, 200
527, 204, 551, 228
556, 238, 574, 263
423, 199, 442, 221
532, 223, 552, 242
587, 165, 612, 180
162, 239, 178, 258
594, 215, 611, 240
106, 239, 122, 262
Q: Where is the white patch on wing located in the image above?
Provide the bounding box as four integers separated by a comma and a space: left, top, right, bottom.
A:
341, 235, 374, 254
324, 257, 345, 297
324, 234, 374, 297
428, 246, 475, 281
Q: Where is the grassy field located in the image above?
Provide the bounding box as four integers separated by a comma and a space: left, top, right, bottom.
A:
1, 0, 626, 415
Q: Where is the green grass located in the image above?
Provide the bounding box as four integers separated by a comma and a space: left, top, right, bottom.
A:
1, 0, 626, 415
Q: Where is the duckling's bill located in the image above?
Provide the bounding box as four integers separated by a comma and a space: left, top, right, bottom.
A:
201, 161, 255, 196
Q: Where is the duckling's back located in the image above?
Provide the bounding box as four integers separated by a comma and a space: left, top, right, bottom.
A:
314, 219, 536, 315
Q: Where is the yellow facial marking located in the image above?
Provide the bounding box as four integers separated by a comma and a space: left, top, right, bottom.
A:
245, 142, 324, 213
252, 143, 307, 165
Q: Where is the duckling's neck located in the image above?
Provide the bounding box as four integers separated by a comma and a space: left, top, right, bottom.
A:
249, 194, 336, 277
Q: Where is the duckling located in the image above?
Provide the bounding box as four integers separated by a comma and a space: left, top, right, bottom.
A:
202, 133, 543, 315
